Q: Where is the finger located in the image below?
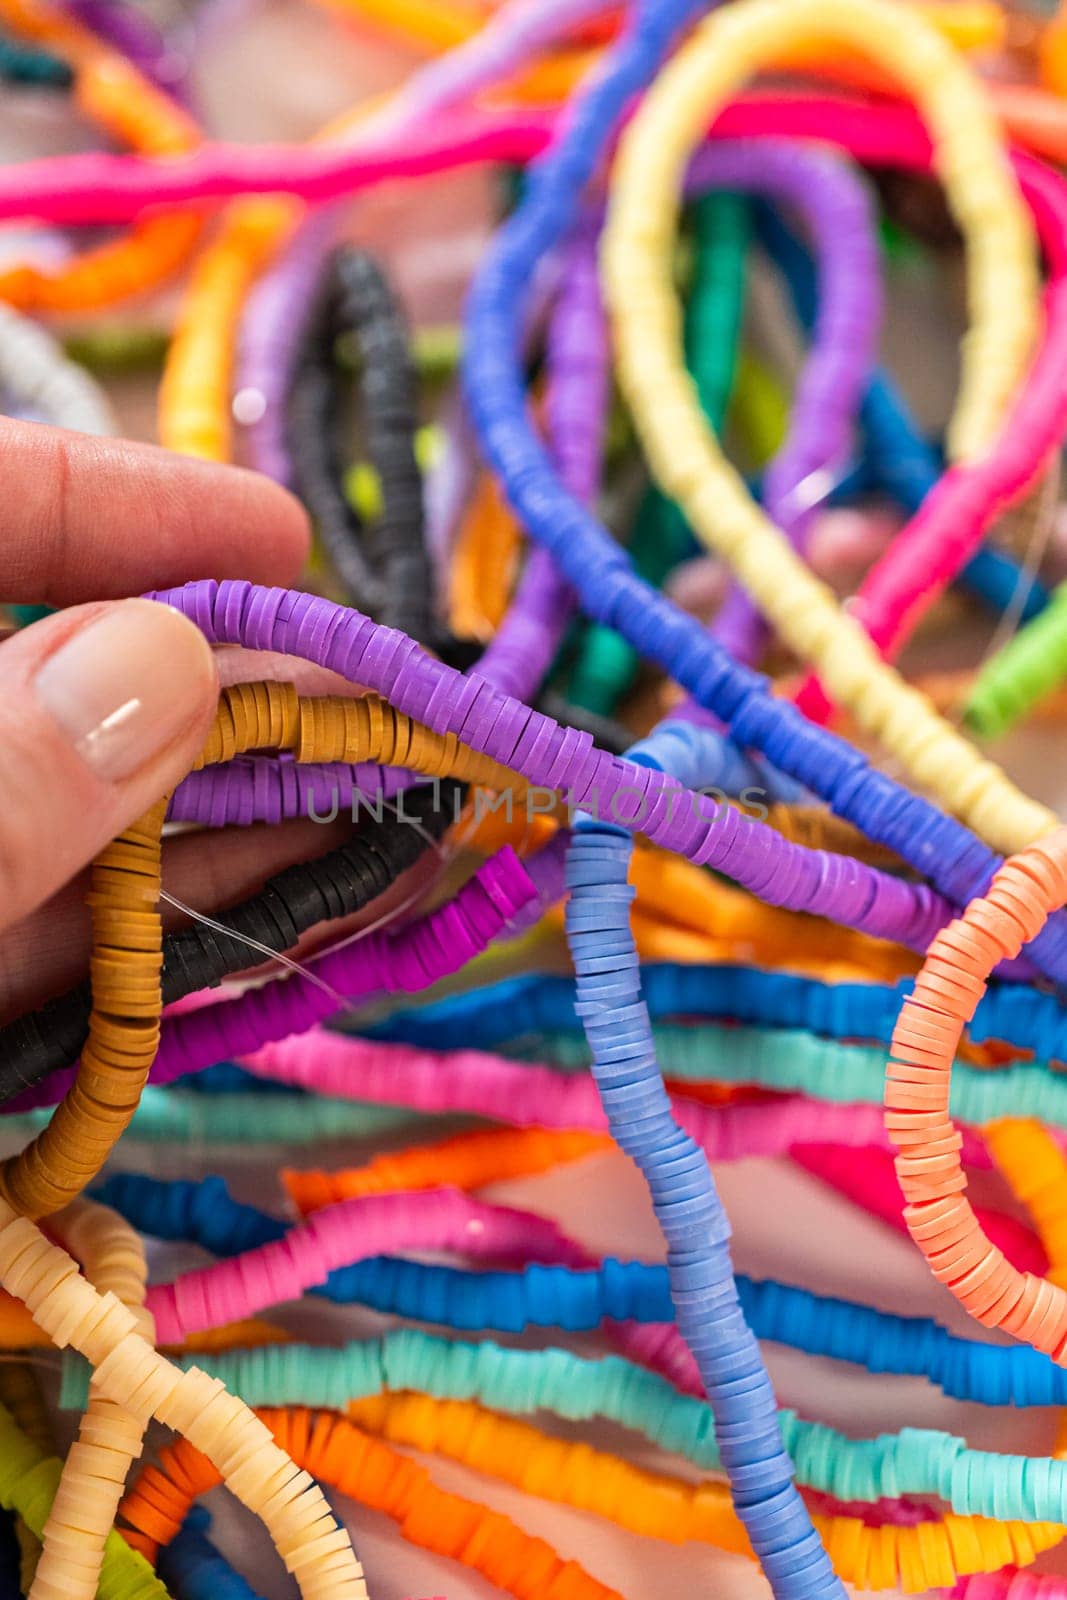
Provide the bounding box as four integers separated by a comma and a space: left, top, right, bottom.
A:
0, 598, 218, 936
0, 812, 353, 1019
214, 648, 370, 697
0, 792, 446, 1021
0, 419, 310, 603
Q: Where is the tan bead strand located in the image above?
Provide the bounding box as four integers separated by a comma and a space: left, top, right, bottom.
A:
0, 799, 167, 1219
0, 1199, 369, 1599
31, 1199, 154, 1600
0, 682, 523, 1222
192, 679, 522, 792
0, 684, 408, 1593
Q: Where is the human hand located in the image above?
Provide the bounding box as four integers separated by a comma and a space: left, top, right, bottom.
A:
0, 415, 331, 1020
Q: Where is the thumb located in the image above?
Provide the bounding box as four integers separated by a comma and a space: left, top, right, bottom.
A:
0, 598, 218, 936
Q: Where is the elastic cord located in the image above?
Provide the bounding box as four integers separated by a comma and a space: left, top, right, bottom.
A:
0, 792, 455, 1106
0, 677, 523, 1099
6, 839, 533, 1111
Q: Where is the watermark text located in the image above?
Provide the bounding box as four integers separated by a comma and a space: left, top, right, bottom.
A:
304, 782, 769, 828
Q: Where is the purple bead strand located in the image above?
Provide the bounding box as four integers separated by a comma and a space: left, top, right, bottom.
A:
152, 578, 957, 955
236, 208, 339, 487
10, 847, 535, 1110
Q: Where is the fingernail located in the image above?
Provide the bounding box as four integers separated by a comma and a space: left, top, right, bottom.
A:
34, 599, 215, 781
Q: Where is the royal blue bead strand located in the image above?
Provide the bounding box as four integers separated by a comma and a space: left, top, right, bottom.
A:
462, 0, 1067, 984
158, 1509, 265, 1600
94, 1172, 1067, 1409
361, 960, 1067, 1065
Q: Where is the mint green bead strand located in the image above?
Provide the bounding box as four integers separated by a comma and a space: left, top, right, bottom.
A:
160, 1331, 1067, 1523
531, 1022, 1067, 1131
0, 1088, 419, 1146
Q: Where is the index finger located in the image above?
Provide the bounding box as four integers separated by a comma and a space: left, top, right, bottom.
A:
1, 418, 310, 603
